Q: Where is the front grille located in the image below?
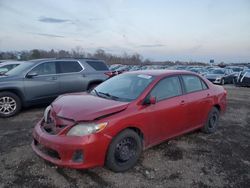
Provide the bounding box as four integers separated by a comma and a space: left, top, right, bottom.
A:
207, 78, 216, 82
34, 139, 60, 160
72, 150, 84, 163
42, 122, 58, 135
42, 120, 70, 135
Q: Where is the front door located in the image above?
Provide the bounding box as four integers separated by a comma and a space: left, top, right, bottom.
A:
146, 76, 188, 145
24, 61, 59, 102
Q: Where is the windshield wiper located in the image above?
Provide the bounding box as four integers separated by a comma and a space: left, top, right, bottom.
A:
92, 89, 100, 97
98, 91, 120, 100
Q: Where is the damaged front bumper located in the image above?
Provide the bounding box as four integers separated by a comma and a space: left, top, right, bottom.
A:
32, 120, 112, 169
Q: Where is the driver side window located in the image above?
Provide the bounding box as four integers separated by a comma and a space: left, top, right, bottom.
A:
150, 76, 182, 102
29, 62, 56, 76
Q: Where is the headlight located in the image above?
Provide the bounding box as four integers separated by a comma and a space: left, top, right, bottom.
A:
44, 105, 51, 123
216, 77, 222, 80
67, 122, 108, 136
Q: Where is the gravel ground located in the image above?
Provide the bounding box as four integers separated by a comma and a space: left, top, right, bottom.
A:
0, 85, 249, 188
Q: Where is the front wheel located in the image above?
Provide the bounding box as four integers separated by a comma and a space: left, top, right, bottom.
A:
106, 129, 142, 172
202, 107, 220, 134
0, 92, 21, 118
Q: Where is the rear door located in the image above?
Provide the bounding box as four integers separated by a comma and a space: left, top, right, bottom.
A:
145, 76, 189, 144
24, 61, 60, 102
181, 75, 213, 130
56, 61, 85, 94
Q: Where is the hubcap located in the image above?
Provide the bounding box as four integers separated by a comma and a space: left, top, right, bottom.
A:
209, 112, 218, 129
115, 137, 137, 163
0, 97, 16, 115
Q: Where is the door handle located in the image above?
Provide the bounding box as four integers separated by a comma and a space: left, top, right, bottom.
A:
180, 100, 185, 105
51, 76, 57, 80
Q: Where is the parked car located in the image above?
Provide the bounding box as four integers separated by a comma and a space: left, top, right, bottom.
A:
225, 66, 244, 73
0, 61, 20, 75
115, 65, 132, 73
129, 65, 141, 71
109, 64, 122, 71
204, 68, 234, 84
0, 58, 110, 117
172, 65, 188, 70
235, 69, 250, 87
32, 70, 227, 172
189, 67, 207, 75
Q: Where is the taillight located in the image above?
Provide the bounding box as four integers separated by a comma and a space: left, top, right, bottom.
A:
105, 71, 120, 78
104, 71, 114, 77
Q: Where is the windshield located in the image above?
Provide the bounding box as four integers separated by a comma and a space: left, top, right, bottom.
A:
93, 73, 155, 102
6, 62, 34, 76
231, 67, 243, 72
211, 69, 225, 74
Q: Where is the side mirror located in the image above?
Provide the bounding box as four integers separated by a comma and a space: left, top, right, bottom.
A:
143, 96, 156, 105
26, 72, 38, 78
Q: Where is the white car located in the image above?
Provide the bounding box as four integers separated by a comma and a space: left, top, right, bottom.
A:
0, 61, 20, 74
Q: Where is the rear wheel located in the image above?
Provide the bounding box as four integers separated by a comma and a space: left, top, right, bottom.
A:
87, 83, 99, 92
202, 107, 220, 134
106, 129, 142, 172
0, 92, 21, 118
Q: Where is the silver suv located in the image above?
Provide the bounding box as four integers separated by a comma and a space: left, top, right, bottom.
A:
0, 58, 110, 117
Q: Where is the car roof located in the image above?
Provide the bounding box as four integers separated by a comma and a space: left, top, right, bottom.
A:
28, 57, 101, 63
126, 70, 195, 77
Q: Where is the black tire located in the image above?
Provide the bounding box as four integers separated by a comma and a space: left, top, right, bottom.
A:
106, 129, 142, 172
87, 83, 99, 93
0, 92, 21, 118
202, 107, 220, 134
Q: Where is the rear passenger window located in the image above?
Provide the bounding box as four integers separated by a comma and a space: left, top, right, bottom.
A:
150, 76, 182, 102
58, 61, 82, 73
86, 61, 109, 71
182, 75, 204, 93
29, 62, 56, 75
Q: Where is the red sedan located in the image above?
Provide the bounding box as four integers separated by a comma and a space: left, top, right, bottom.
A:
32, 70, 227, 172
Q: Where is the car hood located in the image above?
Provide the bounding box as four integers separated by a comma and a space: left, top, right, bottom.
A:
205, 74, 224, 79
52, 93, 129, 121
0, 75, 19, 81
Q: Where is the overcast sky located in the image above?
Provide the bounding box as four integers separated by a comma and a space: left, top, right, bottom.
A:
0, 0, 250, 62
